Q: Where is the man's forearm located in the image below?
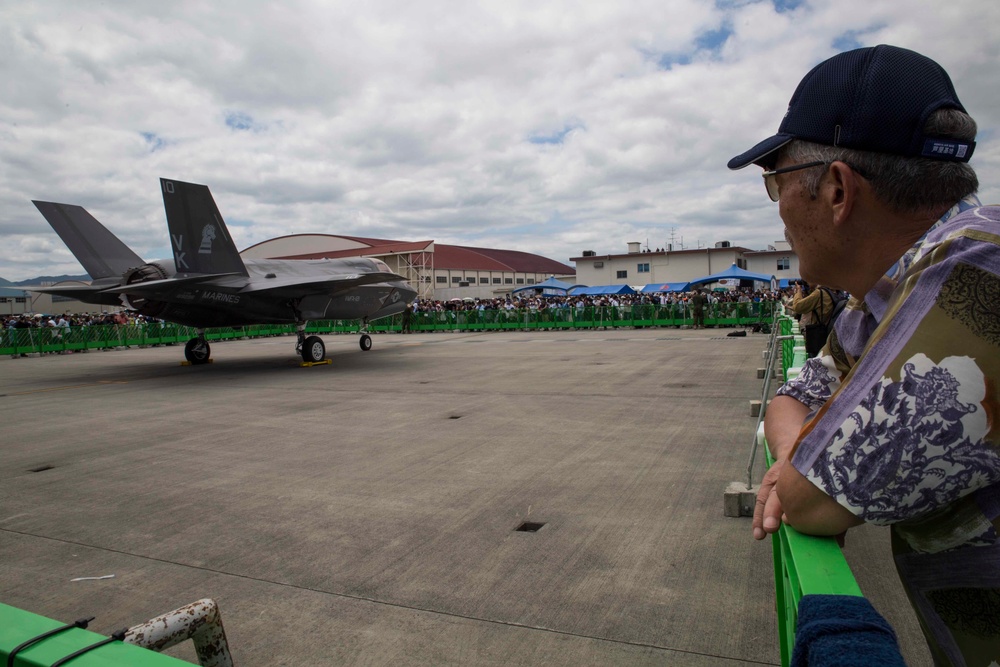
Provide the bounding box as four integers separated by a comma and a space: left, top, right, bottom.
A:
763, 395, 811, 460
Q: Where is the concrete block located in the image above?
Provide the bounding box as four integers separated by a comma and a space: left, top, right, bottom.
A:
724, 482, 759, 517
749, 399, 771, 417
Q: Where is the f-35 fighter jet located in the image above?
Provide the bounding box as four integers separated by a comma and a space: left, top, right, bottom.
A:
30, 178, 417, 365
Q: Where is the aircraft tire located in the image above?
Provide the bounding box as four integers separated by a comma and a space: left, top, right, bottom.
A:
359, 334, 372, 351
185, 338, 211, 365
302, 335, 325, 363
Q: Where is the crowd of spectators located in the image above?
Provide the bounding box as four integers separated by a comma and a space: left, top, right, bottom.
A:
3, 288, 791, 330
4, 287, 796, 353
412, 287, 790, 313
2, 311, 171, 355
2, 311, 164, 331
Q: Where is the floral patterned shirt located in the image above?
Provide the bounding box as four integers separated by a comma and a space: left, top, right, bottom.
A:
777, 195, 1000, 555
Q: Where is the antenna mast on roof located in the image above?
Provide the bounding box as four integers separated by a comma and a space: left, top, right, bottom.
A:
667, 227, 687, 251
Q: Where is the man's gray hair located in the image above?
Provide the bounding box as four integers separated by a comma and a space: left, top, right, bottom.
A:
784, 108, 979, 214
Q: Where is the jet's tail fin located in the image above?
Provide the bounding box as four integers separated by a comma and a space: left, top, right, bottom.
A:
31, 201, 145, 279
160, 178, 249, 278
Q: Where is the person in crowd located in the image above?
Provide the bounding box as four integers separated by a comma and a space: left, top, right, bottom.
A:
731, 45, 999, 662
789, 282, 834, 358
401, 303, 413, 334
690, 290, 708, 329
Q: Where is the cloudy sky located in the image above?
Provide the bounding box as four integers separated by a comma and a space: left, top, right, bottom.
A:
2, 0, 998, 281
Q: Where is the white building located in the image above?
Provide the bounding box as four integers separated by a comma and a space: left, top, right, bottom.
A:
744, 240, 801, 286
571, 241, 801, 289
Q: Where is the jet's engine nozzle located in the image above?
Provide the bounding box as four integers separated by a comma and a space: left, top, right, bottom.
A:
121, 262, 171, 316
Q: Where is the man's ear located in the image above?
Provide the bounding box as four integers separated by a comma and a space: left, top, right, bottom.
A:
827, 161, 858, 227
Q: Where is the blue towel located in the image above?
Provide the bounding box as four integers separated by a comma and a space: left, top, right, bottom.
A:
791, 594, 907, 667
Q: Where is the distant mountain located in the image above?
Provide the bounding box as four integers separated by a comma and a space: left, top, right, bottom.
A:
11, 274, 90, 286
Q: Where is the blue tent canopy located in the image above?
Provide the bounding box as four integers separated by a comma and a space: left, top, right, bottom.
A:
569, 284, 636, 296
640, 282, 691, 293
511, 276, 580, 296
688, 263, 775, 287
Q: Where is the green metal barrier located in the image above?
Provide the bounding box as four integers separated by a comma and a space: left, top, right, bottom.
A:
0, 602, 190, 666
1, 304, 778, 357
764, 312, 863, 666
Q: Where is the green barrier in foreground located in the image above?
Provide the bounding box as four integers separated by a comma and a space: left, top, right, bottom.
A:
763, 313, 864, 666
762, 440, 863, 667
0, 602, 190, 666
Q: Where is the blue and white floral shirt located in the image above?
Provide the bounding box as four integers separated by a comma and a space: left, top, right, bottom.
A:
777, 195, 1000, 556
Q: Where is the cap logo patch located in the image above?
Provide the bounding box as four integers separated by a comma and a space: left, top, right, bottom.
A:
921, 139, 974, 161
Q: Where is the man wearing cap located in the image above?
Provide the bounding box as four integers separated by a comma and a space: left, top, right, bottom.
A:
731, 44, 999, 663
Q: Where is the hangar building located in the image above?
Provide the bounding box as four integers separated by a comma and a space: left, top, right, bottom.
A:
241, 235, 575, 301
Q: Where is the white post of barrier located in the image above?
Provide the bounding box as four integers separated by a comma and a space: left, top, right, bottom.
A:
124, 598, 234, 667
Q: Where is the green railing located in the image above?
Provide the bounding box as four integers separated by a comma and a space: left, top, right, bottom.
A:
0, 602, 190, 666
764, 313, 863, 666
1, 303, 776, 357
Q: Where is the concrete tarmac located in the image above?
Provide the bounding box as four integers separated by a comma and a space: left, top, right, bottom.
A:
1, 328, 931, 665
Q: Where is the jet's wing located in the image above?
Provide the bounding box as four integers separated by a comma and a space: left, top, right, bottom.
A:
32, 201, 145, 279
23, 282, 129, 307
98, 273, 247, 296
239, 272, 406, 296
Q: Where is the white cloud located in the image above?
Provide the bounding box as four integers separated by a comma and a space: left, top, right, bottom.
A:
0, 0, 998, 280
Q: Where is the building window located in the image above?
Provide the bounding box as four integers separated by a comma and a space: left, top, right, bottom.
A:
616, 270, 627, 279
777, 257, 790, 271
736, 258, 747, 269
503, 278, 512, 284
492, 277, 501, 284
452, 276, 461, 283
479, 277, 488, 284
423, 276, 431, 283
0, 298, 6, 303
436, 276, 447, 284
516, 278, 524, 284
593, 261, 604, 269
16, 297, 26, 303
637, 263, 649, 273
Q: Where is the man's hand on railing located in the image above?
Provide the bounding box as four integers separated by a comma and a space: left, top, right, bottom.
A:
753, 458, 786, 540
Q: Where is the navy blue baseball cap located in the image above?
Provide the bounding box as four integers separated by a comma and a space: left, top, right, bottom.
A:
728, 45, 975, 170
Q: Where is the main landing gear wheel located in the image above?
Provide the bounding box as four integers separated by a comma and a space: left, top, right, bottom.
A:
184, 338, 211, 365
359, 334, 372, 351
302, 335, 326, 363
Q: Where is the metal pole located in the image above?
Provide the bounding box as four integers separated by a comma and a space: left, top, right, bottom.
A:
745, 312, 794, 489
